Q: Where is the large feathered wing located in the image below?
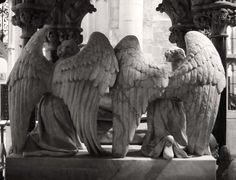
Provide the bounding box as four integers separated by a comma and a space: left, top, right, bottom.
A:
8, 28, 53, 154
52, 32, 118, 155
167, 31, 226, 155
112, 35, 170, 157
168, 31, 225, 93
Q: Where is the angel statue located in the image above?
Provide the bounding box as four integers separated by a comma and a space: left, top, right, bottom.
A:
111, 31, 226, 159
8, 27, 119, 156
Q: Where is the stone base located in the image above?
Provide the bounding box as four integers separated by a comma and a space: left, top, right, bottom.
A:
6, 146, 216, 180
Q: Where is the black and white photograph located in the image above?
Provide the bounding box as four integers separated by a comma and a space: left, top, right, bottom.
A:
0, 0, 236, 180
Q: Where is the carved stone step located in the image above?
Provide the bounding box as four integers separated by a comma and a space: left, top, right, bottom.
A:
6, 146, 216, 180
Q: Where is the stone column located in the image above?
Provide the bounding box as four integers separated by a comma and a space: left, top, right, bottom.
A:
119, 0, 144, 47
95, 0, 109, 37
81, 9, 96, 44
108, 0, 120, 46
7, 1, 22, 73
81, 0, 109, 43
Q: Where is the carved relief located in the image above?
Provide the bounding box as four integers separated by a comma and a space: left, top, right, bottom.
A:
12, 0, 96, 47
192, 1, 236, 35
193, 8, 236, 35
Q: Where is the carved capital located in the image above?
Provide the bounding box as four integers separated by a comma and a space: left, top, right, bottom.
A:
12, 2, 52, 45
12, 0, 96, 64
157, 0, 193, 25
43, 0, 96, 62
12, 9, 48, 36
12, 0, 96, 46
45, 0, 96, 44
192, 1, 236, 35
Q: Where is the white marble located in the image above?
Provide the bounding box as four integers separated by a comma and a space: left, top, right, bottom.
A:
6, 146, 216, 180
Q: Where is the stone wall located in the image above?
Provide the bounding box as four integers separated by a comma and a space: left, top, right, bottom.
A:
82, 0, 174, 63
143, 0, 175, 63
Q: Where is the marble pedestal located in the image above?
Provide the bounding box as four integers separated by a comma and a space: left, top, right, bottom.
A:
6, 146, 216, 180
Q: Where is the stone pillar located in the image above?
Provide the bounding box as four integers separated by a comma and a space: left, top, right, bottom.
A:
44, 0, 96, 63
95, 0, 109, 37
81, 0, 109, 43
119, 0, 143, 47
7, 1, 22, 74
108, 0, 120, 46
81, 8, 96, 44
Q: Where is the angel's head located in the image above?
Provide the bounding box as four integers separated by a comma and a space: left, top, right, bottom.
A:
165, 48, 185, 62
115, 35, 141, 53
165, 48, 186, 70
57, 40, 79, 59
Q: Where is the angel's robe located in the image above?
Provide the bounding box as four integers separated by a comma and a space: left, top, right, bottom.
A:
23, 93, 80, 156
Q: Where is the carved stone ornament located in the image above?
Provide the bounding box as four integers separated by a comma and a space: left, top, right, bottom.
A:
44, 0, 96, 62
8, 28, 118, 156
12, 1, 52, 45
45, 0, 96, 43
192, 1, 236, 35
12, 0, 96, 47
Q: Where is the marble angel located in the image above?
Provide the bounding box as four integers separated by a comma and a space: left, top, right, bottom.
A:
8, 28, 118, 156
8, 27, 225, 159
111, 31, 226, 159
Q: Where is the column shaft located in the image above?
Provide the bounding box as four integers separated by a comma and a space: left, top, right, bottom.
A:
119, 0, 143, 46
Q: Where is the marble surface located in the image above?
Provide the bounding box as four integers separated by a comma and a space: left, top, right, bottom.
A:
6, 146, 216, 180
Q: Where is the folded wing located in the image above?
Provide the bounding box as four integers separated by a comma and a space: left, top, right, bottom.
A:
52, 32, 119, 155
112, 35, 170, 157
167, 31, 226, 155
8, 28, 53, 154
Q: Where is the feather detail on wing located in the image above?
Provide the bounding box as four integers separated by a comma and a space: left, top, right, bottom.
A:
112, 35, 169, 157
8, 28, 53, 154
165, 31, 226, 156
52, 32, 118, 155
168, 31, 226, 95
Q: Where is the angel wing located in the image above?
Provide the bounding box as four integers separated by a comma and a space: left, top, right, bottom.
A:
112, 35, 170, 157
52, 32, 118, 155
166, 31, 226, 155
8, 28, 53, 154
